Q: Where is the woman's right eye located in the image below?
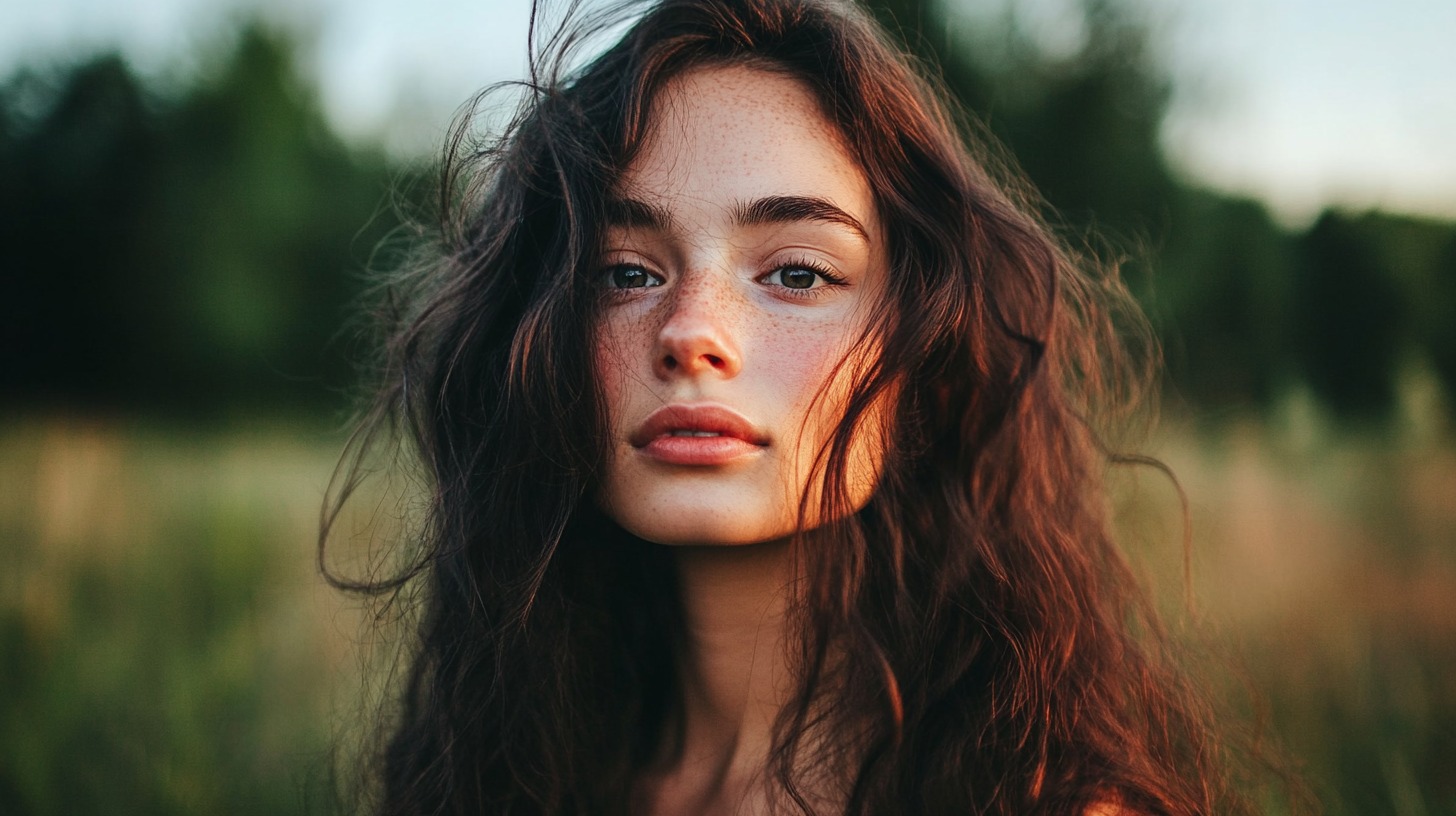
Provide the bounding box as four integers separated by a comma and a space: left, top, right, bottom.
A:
603, 264, 664, 290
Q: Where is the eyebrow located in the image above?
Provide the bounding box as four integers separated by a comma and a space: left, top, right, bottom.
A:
605, 194, 870, 242
605, 197, 676, 231
733, 195, 870, 242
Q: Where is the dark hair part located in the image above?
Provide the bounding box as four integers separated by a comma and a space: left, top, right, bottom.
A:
323, 0, 1288, 813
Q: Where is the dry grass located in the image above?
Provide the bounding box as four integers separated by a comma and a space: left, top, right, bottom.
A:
2, 414, 1453, 814
1114, 417, 1456, 815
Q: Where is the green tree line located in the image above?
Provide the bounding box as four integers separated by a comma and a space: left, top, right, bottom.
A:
0, 24, 413, 419
871, 0, 1456, 424
2, 6, 1453, 423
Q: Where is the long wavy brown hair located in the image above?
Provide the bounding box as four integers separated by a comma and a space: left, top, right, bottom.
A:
322, 0, 1286, 813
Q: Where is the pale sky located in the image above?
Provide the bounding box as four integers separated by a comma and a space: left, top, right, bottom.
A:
2, 0, 1453, 226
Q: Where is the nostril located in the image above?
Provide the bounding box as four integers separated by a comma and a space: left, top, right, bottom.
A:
663, 355, 678, 370
705, 354, 723, 368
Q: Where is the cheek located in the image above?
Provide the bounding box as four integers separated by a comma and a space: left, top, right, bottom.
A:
781, 327, 891, 508
761, 322, 849, 408
593, 318, 644, 421
769, 323, 872, 430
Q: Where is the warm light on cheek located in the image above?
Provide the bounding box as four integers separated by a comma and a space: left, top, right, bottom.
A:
801, 361, 896, 521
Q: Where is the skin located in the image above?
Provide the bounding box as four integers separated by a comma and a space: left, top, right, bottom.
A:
593, 65, 890, 814
595, 63, 889, 548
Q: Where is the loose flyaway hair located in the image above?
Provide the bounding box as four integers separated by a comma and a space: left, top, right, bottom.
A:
321, 1, 1304, 813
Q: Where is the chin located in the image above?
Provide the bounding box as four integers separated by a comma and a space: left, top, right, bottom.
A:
610, 504, 795, 547
599, 480, 882, 548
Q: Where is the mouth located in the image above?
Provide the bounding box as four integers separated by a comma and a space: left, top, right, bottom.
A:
631, 403, 769, 464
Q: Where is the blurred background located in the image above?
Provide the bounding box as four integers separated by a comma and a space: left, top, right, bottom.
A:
1, 0, 1452, 813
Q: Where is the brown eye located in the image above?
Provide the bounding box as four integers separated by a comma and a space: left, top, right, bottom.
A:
764, 263, 843, 291
780, 267, 817, 289
606, 265, 661, 289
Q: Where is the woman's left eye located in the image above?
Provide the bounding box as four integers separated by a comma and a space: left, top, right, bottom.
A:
761, 263, 845, 291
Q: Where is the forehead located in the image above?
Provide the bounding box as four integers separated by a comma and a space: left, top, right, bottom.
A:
618, 64, 875, 226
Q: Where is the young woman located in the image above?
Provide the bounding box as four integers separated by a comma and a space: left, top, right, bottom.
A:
324, 0, 1283, 813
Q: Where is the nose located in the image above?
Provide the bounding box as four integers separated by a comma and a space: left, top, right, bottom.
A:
653, 274, 742, 380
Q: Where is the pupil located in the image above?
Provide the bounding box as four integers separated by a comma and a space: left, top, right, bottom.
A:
783, 268, 815, 289
613, 266, 646, 288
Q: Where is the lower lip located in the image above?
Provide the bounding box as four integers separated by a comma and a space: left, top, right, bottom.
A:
639, 435, 764, 466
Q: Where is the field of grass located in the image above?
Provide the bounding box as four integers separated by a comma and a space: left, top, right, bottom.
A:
0, 417, 371, 816
2, 414, 1453, 814
1114, 416, 1456, 815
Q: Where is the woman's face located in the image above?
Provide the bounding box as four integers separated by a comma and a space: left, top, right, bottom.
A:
595, 64, 890, 546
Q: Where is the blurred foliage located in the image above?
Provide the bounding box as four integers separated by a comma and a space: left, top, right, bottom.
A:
0, 23, 420, 418
0, 420, 363, 816
1113, 423, 1456, 816
870, 0, 1456, 426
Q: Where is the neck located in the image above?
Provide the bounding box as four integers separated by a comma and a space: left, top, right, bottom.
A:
645, 539, 796, 811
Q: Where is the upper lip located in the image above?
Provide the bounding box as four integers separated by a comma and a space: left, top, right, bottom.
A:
630, 403, 770, 447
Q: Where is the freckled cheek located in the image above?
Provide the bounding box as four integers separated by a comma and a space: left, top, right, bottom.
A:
592, 322, 643, 431
753, 323, 857, 430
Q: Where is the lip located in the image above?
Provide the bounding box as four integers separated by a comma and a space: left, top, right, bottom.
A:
631, 403, 769, 465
